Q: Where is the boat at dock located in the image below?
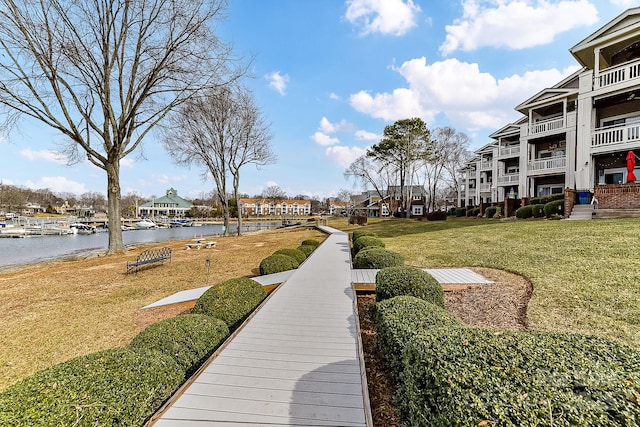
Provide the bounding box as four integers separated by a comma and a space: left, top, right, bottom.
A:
69, 223, 97, 235
135, 219, 159, 229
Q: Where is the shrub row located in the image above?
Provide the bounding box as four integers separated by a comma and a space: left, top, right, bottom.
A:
529, 193, 564, 205
516, 199, 565, 219
376, 296, 462, 377
258, 238, 321, 275
398, 328, 640, 426
351, 229, 377, 242
425, 211, 447, 221
375, 266, 444, 307
353, 247, 404, 269
192, 277, 267, 332
353, 235, 385, 254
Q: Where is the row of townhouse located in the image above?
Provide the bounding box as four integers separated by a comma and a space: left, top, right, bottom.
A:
238, 198, 311, 216
459, 7, 640, 214
342, 186, 429, 218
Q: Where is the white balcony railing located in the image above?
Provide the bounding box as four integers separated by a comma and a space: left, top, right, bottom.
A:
592, 123, 640, 149
497, 173, 519, 185
498, 145, 520, 158
480, 160, 493, 170
595, 58, 640, 89
528, 156, 566, 174
529, 117, 564, 135
479, 184, 492, 193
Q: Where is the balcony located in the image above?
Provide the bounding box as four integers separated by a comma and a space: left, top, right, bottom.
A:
527, 156, 566, 176
479, 184, 492, 193
479, 160, 493, 170
498, 145, 520, 158
497, 173, 519, 185
595, 58, 640, 90
528, 117, 564, 136
592, 122, 640, 152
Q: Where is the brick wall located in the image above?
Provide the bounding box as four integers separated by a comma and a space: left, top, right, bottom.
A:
564, 187, 576, 216
594, 183, 640, 209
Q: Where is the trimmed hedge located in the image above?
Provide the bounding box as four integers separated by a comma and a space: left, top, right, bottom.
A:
301, 239, 320, 248
297, 244, 315, 257
544, 199, 565, 217
273, 248, 306, 264
399, 328, 640, 427
259, 253, 298, 275
353, 235, 385, 254
531, 203, 545, 218
352, 229, 377, 243
515, 205, 533, 219
376, 296, 462, 377
530, 193, 564, 205
375, 266, 444, 307
352, 247, 404, 269
129, 314, 229, 378
0, 348, 183, 426
426, 211, 447, 221
455, 207, 466, 217
485, 206, 497, 218
469, 207, 480, 217
192, 277, 266, 331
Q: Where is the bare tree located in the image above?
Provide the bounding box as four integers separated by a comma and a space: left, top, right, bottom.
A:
344, 155, 394, 202
228, 89, 275, 236
262, 185, 287, 202
0, 0, 243, 253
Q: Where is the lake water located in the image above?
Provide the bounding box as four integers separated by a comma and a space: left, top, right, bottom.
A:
0, 222, 278, 268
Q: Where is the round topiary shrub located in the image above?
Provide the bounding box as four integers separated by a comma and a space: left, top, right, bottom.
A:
375, 266, 444, 307
485, 206, 497, 218
192, 277, 267, 331
301, 239, 320, 248
353, 247, 404, 269
376, 295, 463, 377
273, 248, 306, 264
352, 229, 377, 243
531, 203, 545, 218
259, 253, 298, 275
297, 244, 315, 257
515, 205, 533, 219
353, 235, 385, 254
0, 348, 183, 427
455, 207, 466, 217
129, 314, 229, 377
469, 207, 480, 217
544, 199, 564, 217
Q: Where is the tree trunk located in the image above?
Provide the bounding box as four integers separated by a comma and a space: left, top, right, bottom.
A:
105, 160, 125, 254
233, 181, 242, 236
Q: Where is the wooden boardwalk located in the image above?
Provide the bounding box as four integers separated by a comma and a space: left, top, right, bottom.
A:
149, 227, 371, 426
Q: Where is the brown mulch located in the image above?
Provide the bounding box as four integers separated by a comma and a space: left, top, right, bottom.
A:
357, 267, 533, 426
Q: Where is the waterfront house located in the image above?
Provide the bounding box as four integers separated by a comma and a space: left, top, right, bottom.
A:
137, 188, 193, 218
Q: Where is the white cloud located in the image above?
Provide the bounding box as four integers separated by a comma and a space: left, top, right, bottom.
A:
350, 56, 580, 130
325, 145, 368, 168
120, 158, 135, 169
23, 176, 88, 194
329, 92, 341, 100
610, 0, 636, 7
19, 149, 68, 165
355, 130, 380, 141
311, 131, 340, 146
319, 117, 356, 133
155, 174, 188, 185
345, 0, 420, 36
266, 71, 290, 95
440, 0, 599, 55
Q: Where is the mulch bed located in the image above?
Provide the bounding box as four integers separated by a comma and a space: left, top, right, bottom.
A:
357, 267, 533, 426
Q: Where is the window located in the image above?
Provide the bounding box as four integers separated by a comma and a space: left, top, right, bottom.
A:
412, 205, 423, 216
412, 194, 421, 201
536, 185, 564, 197
506, 166, 519, 174
381, 203, 389, 216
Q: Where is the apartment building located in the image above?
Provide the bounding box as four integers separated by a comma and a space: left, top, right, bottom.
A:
238, 198, 311, 216
459, 7, 640, 213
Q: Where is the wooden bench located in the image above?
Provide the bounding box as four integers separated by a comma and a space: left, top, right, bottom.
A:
126, 247, 172, 273
185, 241, 216, 250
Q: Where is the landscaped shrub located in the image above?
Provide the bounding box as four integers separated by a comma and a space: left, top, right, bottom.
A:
515, 205, 533, 219
485, 206, 497, 218
544, 199, 565, 217
0, 348, 183, 426
259, 253, 298, 275
529, 193, 564, 205
129, 314, 229, 378
273, 248, 307, 264
352, 229, 377, 242
455, 207, 466, 217
349, 215, 367, 225
399, 328, 640, 427
352, 247, 404, 269
353, 235, 385, 254
375, 266, 444, 307
297, 244, 316, 257
531, 203, 545, 218
426, 211, 447, 221
192, 277, 267, 331
376, 296, 462, 377
301, 239, 320, 248
469, 207, 480, 217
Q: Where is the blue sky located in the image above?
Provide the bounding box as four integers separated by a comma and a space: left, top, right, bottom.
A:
0, 0, 635, 201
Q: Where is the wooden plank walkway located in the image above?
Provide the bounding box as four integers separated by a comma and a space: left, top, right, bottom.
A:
149, 227, 371, 426
351, 268, 494, 285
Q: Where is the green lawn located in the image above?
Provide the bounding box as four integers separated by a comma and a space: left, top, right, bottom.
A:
334, 217, 640, 348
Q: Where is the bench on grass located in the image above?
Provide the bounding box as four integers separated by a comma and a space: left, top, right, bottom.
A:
185, 241, 216, 250
126, 247, 172, 274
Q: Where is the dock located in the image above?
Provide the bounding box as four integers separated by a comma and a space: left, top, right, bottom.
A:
148, 226, 371, 426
